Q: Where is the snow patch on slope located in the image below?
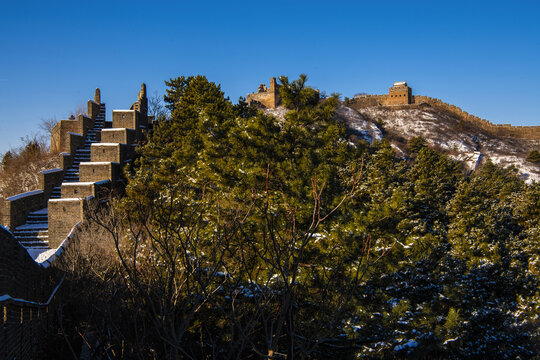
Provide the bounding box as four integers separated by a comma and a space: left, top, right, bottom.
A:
335, 105, 382, 143
355, 106, 540, 183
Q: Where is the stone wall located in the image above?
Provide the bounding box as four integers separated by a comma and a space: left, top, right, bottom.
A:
39, 169, 64, 201
0, 227, 51, 300
87, 100, 101, 120
0, 227, 55, 359
79, 162, 121, 182
349, 94, 386, 107
112, 110, 145, 132
130, 83, 148, 116
348, 83, 540, 140
3, 168, 65, 230
50, 114, 94, 153
59, 152, 74, 173
101, 128, 136, 145
48, 198, 87, 248
1, 84, 148, 357
91, 143, 127, 163
412, 95, 540, 139
66, 132, 84, 155
246, 77, 280, 108
50, 118, 79, 154
3, 191, 44, 230
61, 180, 111, 200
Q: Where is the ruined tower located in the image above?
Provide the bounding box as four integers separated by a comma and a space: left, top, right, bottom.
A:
130, 83, 148, 116
246, 77, 280, 108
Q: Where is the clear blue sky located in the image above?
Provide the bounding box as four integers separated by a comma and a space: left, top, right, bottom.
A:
0, 0, 539, 154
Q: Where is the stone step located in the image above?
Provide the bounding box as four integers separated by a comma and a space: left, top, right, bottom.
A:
26, 220, 47, 225
14, 223, 48, 232
20, 240, 49, 248
27, 214, 47, 220
27, 216, 48, 221
14, 231, 48, 238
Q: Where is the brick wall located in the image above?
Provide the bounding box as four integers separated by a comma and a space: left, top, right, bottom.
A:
3, 191, 45, 230
101, 128, 136, 145
112, 110, 145, 131
349, 94, 386, 107
39, 169, 64, 200
50, 115, 94, 154
79, 162, 121, 182
0, 227, 55, 359
348, 91, 540, 140
246, 77, 280, 108
61, 180, 111, 200
50, 119, 79, 153
412, 95, 540, 139
48, 198, 86, 248
91, 143, 127, 163
87, 100, 101, 120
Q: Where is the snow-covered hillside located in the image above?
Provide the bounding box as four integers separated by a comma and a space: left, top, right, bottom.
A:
334, 105, 383, 143
341, 105, 540, 183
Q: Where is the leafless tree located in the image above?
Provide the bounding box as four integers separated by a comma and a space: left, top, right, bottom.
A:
39, 116, 57, 136
148, 91, 168, 120
87, 180, 252, 359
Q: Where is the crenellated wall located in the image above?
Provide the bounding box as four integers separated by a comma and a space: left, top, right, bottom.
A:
3, 168, 64, 230
348, 83, 540, 140
2, 84, 148, 358
0, 226, 56, 359
411, 95, 540, 139
349, 94, 387, 107
50, 114, 94, 153
47, 198, 88, 248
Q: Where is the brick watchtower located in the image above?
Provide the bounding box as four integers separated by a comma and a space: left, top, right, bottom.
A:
386, 81, 412, 105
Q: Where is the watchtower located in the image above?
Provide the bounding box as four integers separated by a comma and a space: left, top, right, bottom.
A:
386, 81, 412, 105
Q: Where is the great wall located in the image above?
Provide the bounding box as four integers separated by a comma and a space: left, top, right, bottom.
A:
0, 85, 152, 358
1, 78, 539, 357
346, 82, 540, 140
247, 79, 540, 140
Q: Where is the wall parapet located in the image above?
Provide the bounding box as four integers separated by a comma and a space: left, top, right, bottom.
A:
39, 168, 64, 200
348, 89, 540, 140
412, 95, 540, 139
3, 190, 45, 230
0, 226, 57, 359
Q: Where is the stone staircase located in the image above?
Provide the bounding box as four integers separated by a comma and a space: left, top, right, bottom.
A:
12, 208, 49, 249
50, 108, 105, 197
15, 106, 106, 250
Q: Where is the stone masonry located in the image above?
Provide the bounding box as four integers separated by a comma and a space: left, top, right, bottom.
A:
48, 85, 148, 247
246, 77, 280, 108
1, 84, 149, 358
349, 82, 540, 139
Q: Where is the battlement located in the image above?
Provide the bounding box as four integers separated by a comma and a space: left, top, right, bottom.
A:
348, 82, 540, 140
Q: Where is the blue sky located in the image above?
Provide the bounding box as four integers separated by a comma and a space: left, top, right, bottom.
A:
0, 0, 539, 154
